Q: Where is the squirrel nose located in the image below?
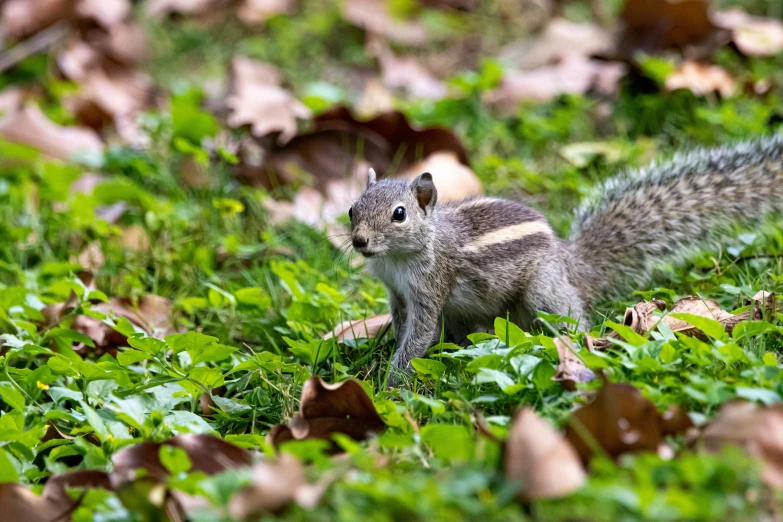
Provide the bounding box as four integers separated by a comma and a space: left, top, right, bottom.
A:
352, 236, 369, 249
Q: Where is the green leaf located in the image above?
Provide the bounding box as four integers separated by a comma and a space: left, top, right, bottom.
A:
669, 313, 728, 340
411, 358, 446, 380
0, 384, 25, 411
0, 448, 19, 482
235, 288, 272, 309
493, 318, 526, 347
159, 445, 192, 475
606, 321, 649, 347
118, 349, 153, 366
475, 369, 519, 394
420, 424, 473, 463
736, 387, 782, 405
79, 400, 108, 441
531, 360, 556, 392
190, 344, 237, 365
128, 336, 168, 355
166, 332, 218, 355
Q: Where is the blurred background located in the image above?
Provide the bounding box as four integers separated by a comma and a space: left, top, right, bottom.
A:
2, 0, 783, 336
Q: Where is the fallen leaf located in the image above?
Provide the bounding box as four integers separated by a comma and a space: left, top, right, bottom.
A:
368, 36, 447, 100
505, 408, 586, 500
0, 483, 64, 522
608, 291, 776, 342
665, 61, 735, 97
0, 0, 72, 39
237, 0, 295, 25
119, 225, 151, 252
269, 376, 385, 448
42, 469, 112, 507
660, 405, 695, 437
394, 151, 482, 202
145, 0, 227, 18
111, 434, 251, 485
74, 242, 105, 272
498, 18, 614, 71
228, 454, 326, 520
484, 54, 626, 113
225, 56, 311, 143
618, 0, 716, 55
713, 8, 783, 57
552, 336, 596, 390
237, 105, 469, 190
564, 375, 663, 462
0, 103, 103, 160
76, 0, 130, 28
700, 400, 783, 489
342, 0, 427, 45
323, 314, 392, 341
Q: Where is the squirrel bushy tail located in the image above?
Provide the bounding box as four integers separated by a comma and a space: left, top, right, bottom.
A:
568, 133, 783, 303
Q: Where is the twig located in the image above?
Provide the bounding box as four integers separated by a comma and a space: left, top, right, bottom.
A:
0, 21, 68, 73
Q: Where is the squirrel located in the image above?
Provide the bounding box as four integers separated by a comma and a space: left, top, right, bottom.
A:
348, 134, 783, 383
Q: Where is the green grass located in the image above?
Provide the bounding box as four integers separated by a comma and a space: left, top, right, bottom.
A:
4, 0, 783, 520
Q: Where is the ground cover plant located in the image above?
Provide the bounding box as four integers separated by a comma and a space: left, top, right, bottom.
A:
3, 0, 783, 520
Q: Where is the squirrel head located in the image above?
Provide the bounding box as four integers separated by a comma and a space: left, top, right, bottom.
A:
348, 170, 437, 258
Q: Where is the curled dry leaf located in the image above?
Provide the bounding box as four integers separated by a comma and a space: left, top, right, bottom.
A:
665, 61, 735, 97
342, 0, 427, 45
145, 0, 228, 18
552, 336, 596, 390
700, 400, 783, 489
0, 469, 112, 522
484, 54, 625, 113
0, 103, 102, 160
505, 409, 586, 500
323, 313, 392, 342
269, 376, 385, 448
226, 56, 311, 143
618, 0, 715, 55
111, 433, 251, 486
228, 454, 327, 520
564, 375, 663, 462
712, 8, 783, 57
607, 290, 776, 343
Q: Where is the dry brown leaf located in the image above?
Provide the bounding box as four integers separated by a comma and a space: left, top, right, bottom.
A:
225, 56, 311, 143
0, 0, 72, 39
74, 242, 105, 272
564, 375, 663, 462
269, 376, 385, 449
713, 8, 783, 57
368, 36, 447, 100
145, 0, 227, 18
228, 454, 327, 520
700, 400, 783, 489
618, 0, 716, 54
111, 434, 251, 486
0, 103, 103, 160
119, 224, 151, 252
342, 0, 427, 45
236, 105, 469, 190
660, 405, 696, 437
0, 483, 69, 522
552, 336, 596, 390
76, 0, 130, 28
394, 151, 482, 202
484, 54, 626, 113
355, 79, 395, 117
237, 0, 295, 24
609, 291, 776, 342
665, 61, 735, 97
498, 18, 614, 71
323, 314, 392, 342
505, 408, 586, 500
42, 469, 112, 507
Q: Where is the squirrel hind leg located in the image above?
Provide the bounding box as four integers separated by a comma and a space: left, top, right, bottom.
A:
520, 266, 589, 333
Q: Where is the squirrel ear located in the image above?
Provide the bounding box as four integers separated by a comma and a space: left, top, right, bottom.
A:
367, 168, 377, 188
411, 172, 437, 214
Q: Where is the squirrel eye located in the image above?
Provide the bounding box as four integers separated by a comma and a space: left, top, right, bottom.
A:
392, 206, 406, 222
348, 207, 353, 221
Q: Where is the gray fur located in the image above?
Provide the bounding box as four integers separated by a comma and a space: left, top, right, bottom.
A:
349, 135, 783, 384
